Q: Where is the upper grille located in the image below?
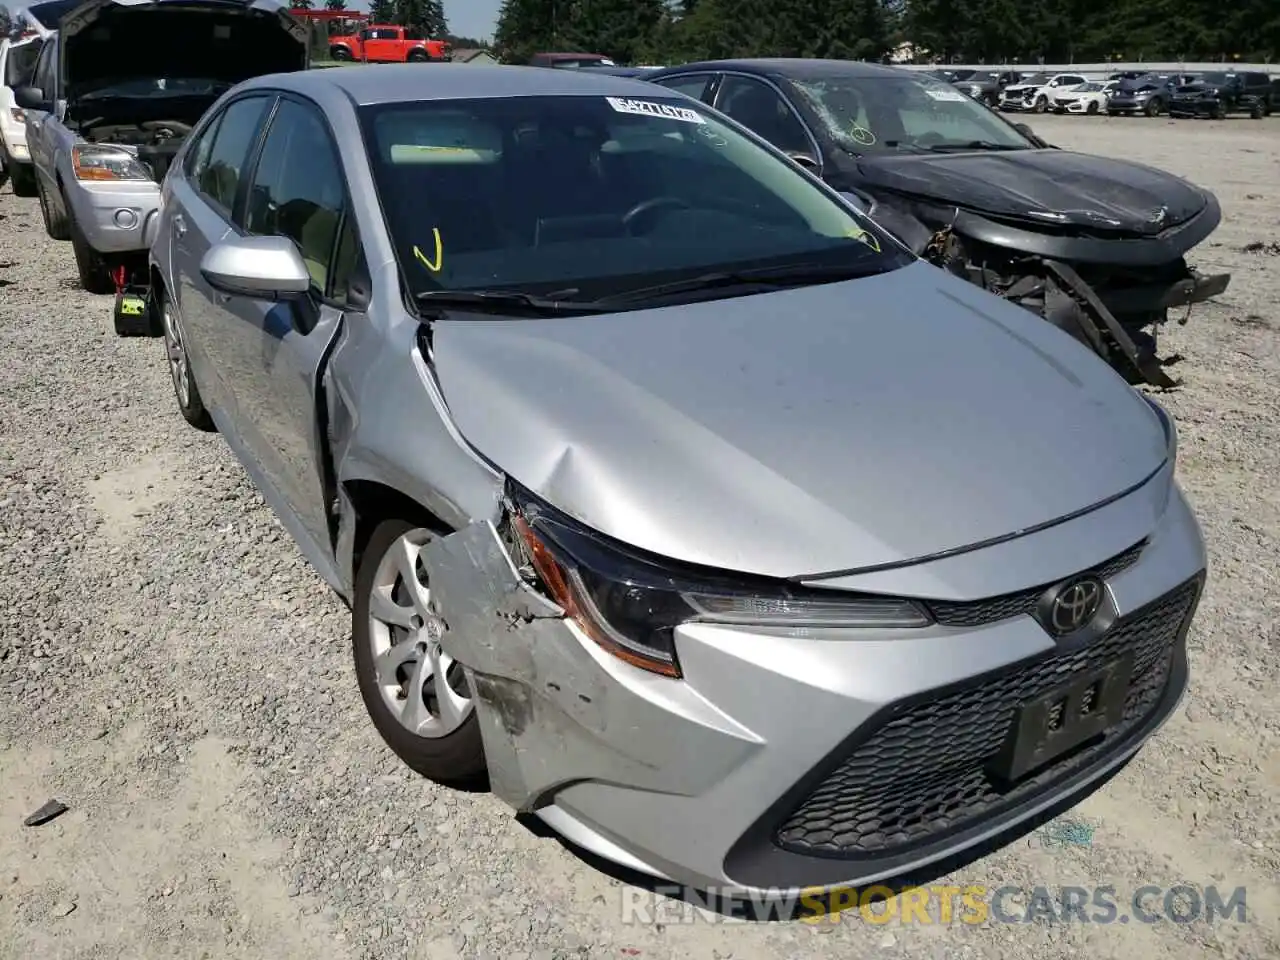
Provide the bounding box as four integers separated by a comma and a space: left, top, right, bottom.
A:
927, 539, 1146, 628
773, 577, 1199, 860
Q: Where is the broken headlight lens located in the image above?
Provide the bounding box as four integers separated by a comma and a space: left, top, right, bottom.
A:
506, 481, 932, 679
71, 144, 151, 182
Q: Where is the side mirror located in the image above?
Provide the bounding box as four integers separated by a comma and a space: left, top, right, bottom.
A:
14, 86, 51, 112
786, 151, 819, 171
200, 235, 312, 301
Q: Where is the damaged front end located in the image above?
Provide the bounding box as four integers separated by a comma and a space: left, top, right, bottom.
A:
421, 485, 762, 816
867, 196, 1230, 389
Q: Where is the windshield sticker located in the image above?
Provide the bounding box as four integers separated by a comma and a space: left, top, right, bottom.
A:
606, 96, 705, 124
845, 226, 881, 253
924, 86, 968, 102
413, 229, 444, 273
850, 124, 876, 146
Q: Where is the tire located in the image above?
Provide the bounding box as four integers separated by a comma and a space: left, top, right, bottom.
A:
330, 46, 352, 61
159, 291, 215, 430
1209, 101, 1225, 120
1033, 95, 1048, 114
353, 518, 487, 786
1144, 98, 1163, 117
1249, 101, 1264, 120
69, 214, 116, 294
1087, 101, 1099, 115
407, 49, 428, 62
36, 176, 70, 241
10, 162, 37, 197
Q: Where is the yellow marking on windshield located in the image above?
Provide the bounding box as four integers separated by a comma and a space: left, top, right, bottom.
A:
846, 226, 881, 253
413, 228, 443, 273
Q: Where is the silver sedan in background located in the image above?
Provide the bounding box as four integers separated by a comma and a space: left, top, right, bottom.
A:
146, 64, 1206, 896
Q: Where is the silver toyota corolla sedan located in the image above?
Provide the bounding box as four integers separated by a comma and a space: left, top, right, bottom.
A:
146, 63, 1206, 896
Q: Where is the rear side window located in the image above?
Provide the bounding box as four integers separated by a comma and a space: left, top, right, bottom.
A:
196, 95, 272, 215
652, 74, 714, 103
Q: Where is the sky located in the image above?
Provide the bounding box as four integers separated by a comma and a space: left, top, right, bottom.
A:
443, 0, 500, 41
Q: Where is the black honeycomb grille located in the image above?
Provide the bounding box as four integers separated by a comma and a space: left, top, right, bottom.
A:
926, 539, 1146, 628
773, 577, 1199, 860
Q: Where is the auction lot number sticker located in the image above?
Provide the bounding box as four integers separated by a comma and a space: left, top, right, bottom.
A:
606, 97, 706, 124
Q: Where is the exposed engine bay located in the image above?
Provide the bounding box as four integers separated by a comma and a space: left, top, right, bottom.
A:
859, 195, 1231, 390
67, 96, 211, 182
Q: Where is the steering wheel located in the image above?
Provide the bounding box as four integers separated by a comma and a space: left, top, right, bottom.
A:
622, 196, 691, 235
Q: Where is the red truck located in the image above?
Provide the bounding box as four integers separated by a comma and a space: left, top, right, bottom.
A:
329, 24, 450, 63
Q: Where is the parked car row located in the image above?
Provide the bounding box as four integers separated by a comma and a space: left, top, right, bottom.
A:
992, 69, 1275, 119
3, 4, 1213, 899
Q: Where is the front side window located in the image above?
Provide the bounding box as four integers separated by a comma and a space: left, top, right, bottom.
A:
244, 99, 347, 295
715, 76, 812, 156
5, 40, 43, 88
794, 75, 1036, 155
32, 40, 56, 96
358, 93, 909, 300
197, 95, 272, 214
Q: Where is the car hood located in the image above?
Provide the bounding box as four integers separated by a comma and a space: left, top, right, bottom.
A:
431, 262, 1167, 580
854, 148, 1207, 235
60, 0, 306, 96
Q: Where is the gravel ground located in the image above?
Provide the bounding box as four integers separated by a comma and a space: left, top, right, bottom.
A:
1, 114, 1277, 960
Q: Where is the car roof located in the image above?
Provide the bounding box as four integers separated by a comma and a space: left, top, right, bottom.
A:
650, 58, 915, 82
248, 63, 674, 106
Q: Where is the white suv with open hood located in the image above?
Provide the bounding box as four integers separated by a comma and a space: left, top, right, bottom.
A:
15, 0, 306, 304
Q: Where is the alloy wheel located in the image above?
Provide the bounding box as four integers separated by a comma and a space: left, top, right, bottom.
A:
162, 300, 191, 408
366, 528, 474, 738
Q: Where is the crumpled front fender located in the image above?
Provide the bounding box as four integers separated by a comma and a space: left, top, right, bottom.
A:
422, 520, 761, 812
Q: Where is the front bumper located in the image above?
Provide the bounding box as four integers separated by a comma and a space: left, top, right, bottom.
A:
61, 176, 161, 255
427, 475, 1206, 896
998, 99, 1035, 112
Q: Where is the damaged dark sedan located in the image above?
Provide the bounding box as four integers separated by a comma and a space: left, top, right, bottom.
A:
646, 59, 1231, 387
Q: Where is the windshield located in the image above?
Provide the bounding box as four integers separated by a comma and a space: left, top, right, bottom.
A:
792, 75, 1034, 156
358, 94, 909, 301
1019, 74, 1051, 86
1075, 82, 1103, 92
969, 72, 1000, 83
1201, 72, 1233, 84
550, 57, 615, 69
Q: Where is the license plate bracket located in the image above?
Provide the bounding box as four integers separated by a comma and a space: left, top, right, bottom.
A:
991, 654, 1134, 783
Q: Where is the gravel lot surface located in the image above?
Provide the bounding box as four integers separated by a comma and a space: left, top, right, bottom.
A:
1, 114, 1277, 960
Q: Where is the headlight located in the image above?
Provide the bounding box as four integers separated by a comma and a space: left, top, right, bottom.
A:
71, 144, 151, 182
505, 481, 932, 678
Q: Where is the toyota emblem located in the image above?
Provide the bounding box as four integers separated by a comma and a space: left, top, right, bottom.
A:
1048, 576, 1103, 636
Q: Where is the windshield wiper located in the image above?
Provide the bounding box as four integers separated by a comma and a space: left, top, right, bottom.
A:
920, 141, 1030, 153
597, 260, 892, 306
414, 289, 605, 317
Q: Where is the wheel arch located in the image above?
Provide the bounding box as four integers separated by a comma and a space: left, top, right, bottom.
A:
342, 479, 455, 589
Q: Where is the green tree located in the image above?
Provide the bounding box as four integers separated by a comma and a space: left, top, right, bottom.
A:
562, 0, 666, 63
368, 0, 395, 24
494, 0, 559, 62
396, 0, 448, 36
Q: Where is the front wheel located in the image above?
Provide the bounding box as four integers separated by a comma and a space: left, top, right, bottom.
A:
1087, 101, 1099, 115
352, 519, 487, 785
407, 49, 429, 62
330, 46, 352, 61
1033, 95, 1048, 114
160, 292, 215, 430
7, 159, 37, 197
69, 215, 116, 294
36, 176, 70, 240
1145, 98, 1163, 117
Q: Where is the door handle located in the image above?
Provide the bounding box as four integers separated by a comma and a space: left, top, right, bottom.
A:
172, 213, 186, 237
